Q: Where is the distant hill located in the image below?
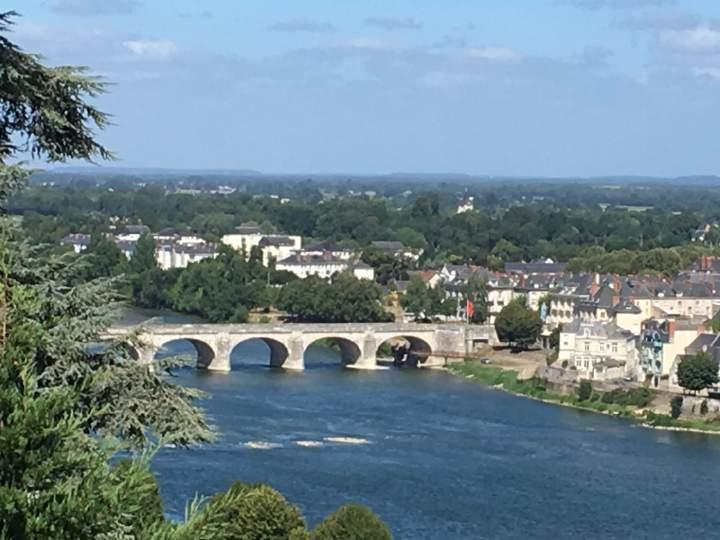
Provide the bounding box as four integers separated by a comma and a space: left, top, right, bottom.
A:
47, 166, 264, 176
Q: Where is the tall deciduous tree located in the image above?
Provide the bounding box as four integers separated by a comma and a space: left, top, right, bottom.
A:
677, 352, 719, 394
279, 273, 392, 323
494, 297, 542, 349
465, 274, 488, 324
83, 233, 127, 279
128, 232, 157, 274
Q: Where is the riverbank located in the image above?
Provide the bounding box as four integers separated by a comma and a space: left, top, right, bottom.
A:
448, 361, 720, 435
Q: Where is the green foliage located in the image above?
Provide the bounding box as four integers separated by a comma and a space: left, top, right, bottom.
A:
549, 325, 561, 352
187, 482, 308, 540
279, 273, 392, 323
677, 352, 719, 393
400, 276, 453, 322
494, 298, 542, 348
577, 380, 593, 402
361, 246, 412, 285
312, 504, 393, 540
11, 172, 714, 275
465, 274, 488, 324
111, 458, 166, 535
0, 11, 112, 164
129, 232, 157, 274
168, 246, 268, 322
670, 396, 684, 419
0, 14, 393, 539
700, 399, 709, 415
598, 387, 653, 408
82, 233, 127, 279
0, 17, 211, 536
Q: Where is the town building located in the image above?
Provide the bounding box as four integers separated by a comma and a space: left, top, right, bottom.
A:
638, 318, 705, 386
276, 253, 374, 281
221, 221, 302, 266
300, 240, 356, 261
61, 233, 91, 253
155, 241, 218, 270
369, 240, 422, 261
558, 319, 638, 381
456, 196, 475, 214
504, 258, 567, 277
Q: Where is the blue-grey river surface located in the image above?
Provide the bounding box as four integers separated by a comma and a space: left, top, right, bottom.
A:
132, 313, 720, 539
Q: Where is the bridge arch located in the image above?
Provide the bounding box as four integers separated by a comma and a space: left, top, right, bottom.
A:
154, 337, 217, 369
377, 335, 433, 367
304, 336, 363, 367
230, 337, 290, 369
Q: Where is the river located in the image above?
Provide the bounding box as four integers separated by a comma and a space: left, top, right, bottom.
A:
130, 312, 720, 539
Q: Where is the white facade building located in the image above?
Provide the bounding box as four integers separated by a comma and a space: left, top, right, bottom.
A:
558, 320, 638, 381
221, 222, 301, 266
277, 253, 374, 281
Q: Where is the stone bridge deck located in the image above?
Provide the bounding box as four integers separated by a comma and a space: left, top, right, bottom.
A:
107, 323, 484, 371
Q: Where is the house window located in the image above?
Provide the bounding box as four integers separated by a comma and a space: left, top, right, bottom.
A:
584, 342, 590, 352
612, 343, 618, 353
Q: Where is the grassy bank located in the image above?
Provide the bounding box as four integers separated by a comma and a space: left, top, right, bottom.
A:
448, 362, 720, 433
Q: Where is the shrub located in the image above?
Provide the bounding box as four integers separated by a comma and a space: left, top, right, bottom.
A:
626, 387, 652, 408
670, 396, 683, 419
561, 360, 568, 369
194, 481, 307, 540
701, 399, 709, 416
312, 504, 392, 540
577, 380, 593, 402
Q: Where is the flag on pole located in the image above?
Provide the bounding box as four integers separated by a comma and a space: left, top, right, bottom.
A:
466, 299, 475, 321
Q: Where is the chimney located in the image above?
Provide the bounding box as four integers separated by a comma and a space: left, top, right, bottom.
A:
590, 283, 600, 297
667, 319, 676, 341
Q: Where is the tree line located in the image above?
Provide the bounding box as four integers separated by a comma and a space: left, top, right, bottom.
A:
13, 179, 719, 275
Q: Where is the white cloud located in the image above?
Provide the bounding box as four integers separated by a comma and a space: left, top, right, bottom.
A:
692, 66, 720, 79
463, 47, 523, 61
267, 20, 334, 33
365, 17, 422, 31
570, 0, 675, 9
661, 26, 720, 52
122, 39, 178, 58
52, 0, 142, 16
345, 38, 390, 50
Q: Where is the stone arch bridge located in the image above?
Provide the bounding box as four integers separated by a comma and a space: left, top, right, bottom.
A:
107, 323, 484, 371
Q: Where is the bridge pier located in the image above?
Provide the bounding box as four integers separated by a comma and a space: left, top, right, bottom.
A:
205, 333, 231, 372
282, 334, 305, 370
352, 332, 378, 370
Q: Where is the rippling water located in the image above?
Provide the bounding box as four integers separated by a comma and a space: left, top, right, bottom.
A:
151, 338, 720, 540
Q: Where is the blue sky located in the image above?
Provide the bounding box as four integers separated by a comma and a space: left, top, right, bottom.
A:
12, 0, 720, 176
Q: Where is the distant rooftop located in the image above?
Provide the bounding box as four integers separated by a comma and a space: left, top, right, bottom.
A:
370, 241, 411, 252
233, 221, 263, 235
505, 259, 567, 275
